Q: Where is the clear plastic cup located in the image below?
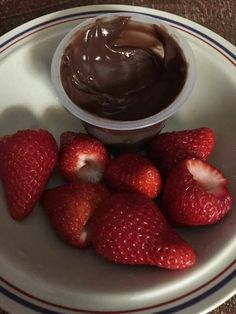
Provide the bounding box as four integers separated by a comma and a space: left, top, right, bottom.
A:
51, 13, 196, 149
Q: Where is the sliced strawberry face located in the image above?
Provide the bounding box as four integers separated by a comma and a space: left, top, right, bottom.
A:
73, 152, 107, 183
59, 133, 110, 183
92, 192, 196, 269
78, 222, 92, 248
162, 159, 232, 226
186, 159, 228, 197
42, 181, 109, 248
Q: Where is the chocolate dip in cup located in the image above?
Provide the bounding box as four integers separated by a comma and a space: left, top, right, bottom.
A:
51, 13, 196, 149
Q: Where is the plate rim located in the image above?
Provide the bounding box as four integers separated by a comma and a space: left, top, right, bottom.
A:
0, 4, 236, 59
0, 4, 235, 314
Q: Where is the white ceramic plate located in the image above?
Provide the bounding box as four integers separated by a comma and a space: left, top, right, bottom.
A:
0, 5, 235, 314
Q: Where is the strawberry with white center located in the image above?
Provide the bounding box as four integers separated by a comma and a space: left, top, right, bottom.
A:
162, 159, 232, 226
42, 181, 109, 248
92, 192, 196, 269
150, 127, 215, 177
0, 129, 58, 220
105, 152, 162, 198
59, 132, 110, 183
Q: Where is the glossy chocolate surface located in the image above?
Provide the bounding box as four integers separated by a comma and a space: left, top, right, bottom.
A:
61, 16, 187, 121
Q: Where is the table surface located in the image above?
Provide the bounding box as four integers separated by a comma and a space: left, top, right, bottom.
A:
0, 0, 235, 313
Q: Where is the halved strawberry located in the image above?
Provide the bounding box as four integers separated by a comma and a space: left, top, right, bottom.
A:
150, 127, 215, 177
105, 152, 162, 198
59, 132, 110, 183
42, 181, 109, 248
162, 159, 232, 226
0, 129, 58, 220
92, 192, 196, 269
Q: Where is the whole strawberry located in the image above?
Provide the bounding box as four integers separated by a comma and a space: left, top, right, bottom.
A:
92, 193, 196, 269
59, 132, 110, 183
0, 129, 58, 220
162, 159, 232, 226
42, 181, 109, 248
105, 152, 162, 198
150, 127, 215, 177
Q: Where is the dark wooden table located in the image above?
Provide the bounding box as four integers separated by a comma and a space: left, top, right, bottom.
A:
0, 1, 235, 313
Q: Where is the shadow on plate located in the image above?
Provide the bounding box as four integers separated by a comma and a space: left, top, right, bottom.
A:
0, 104, 85, 143
0, 105, 40, 135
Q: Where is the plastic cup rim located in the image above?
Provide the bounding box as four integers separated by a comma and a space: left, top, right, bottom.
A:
51, 12, 197, 131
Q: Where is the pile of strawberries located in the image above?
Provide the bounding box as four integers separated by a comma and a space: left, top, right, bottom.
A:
0, 127, 232, 270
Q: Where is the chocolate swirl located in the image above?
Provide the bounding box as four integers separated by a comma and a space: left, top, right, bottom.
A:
60, 16, 187, 121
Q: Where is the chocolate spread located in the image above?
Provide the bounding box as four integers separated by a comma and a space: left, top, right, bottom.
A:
60, 16, 187, 121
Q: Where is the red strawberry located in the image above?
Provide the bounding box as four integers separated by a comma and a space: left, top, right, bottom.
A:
60, 131, 78, 150
105, 152, 162, 198
59, 132, 110, 183
42, 181, 109, 248
92, 193, 196, 269
162, 159, 232, 226
0, 129, 58, 220
150, 127, 215, 176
